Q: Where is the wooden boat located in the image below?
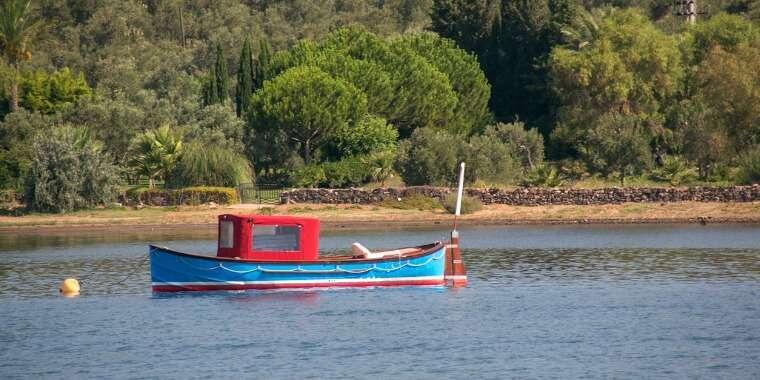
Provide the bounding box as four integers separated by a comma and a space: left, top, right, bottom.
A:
150, 163, 469, 292
150, 214, 467, 292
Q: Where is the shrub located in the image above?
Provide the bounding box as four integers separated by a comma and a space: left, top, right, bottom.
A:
649, 156, 698, 186
441, 193, 482, 214
125, 187, 239, 205
737, 147, 760, 185
483, 122, 544, 171
291, 165, 327, 188
176, 187, 239, 205
330, 114, 398, 158
558, 159, 590, 181
170, 142, 252, 188
521, 165, 565, 187
466, 132, 522, 184
361, 149, 396, 185
291, 154, 391, 189
396, 127, 462, 186
25, 127, 119, 213
322, 158, 369, 188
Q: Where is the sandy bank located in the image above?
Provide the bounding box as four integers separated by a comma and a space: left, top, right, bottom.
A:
0, 201, 758, 235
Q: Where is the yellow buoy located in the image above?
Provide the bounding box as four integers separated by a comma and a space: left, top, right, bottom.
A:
59, 278, 80, 297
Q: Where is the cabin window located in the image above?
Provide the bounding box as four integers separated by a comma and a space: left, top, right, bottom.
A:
253, 224, 300, 251
219, 221, 234, 248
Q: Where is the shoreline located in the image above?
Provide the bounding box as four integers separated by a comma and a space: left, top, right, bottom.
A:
1, 201, 758, 234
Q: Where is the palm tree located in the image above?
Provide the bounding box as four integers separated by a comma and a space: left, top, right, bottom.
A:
0, 0, 40, 112
128, 126, 183, 189
561, 7, 607, 51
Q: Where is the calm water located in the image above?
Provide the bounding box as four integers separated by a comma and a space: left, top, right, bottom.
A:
1, 224, 759, 379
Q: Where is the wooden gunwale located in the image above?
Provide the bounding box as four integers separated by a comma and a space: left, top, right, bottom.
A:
149, 241, 444, 265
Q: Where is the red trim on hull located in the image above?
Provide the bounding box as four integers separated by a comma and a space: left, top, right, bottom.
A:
153, 279, 445, 292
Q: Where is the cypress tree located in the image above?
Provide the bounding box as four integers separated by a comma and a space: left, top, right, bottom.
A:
202, 65, 219, 107
253, 38, 271, 90
214, 44, 229, 104
235, 38, 254, 117
202, 66, 219, 107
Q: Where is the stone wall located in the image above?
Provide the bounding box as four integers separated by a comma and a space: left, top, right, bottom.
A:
280, 185, 760, 206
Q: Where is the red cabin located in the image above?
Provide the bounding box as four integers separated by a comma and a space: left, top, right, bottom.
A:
216, 214, 320, 261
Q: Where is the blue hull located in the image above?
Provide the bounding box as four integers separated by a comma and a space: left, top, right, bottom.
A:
150, 243, 446, 291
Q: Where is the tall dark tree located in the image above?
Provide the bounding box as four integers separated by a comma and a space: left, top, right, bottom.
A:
202, 44, 229, 107
202, 65, 219, 106
214, 43, 228, 104
431, 0, 577, 138
253, 38, 271, 90
235, 37, 254, 117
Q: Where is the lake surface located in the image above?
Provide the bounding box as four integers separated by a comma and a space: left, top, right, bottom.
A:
1, 224, 759, 379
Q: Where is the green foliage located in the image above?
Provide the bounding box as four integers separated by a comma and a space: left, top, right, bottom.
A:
737, 146, 760, 184
126, 186, 239, 205
291, 156, 372, 188
128, 125, 183, 188
330, 114, 398, 158
397, 125, 538, 186
291, 164, 327, 188
583, 113, 653, 186
396, 127, 462, 186
0, 109, 49, 189
687, 12, 759, 64
170, 142, 252, 188
248, 65, 367, 164
649, 156, 698, 186
184, 104, 245, 154
253, 38, 272, 89
695, 44, 760, 152
441, 193, 482, 215
290, 151, 396, 188
202, 44, 229, 106
431, 0, 578, 135
63, 97, 146, 167
272, 26, 463, 136
20, 68, 91, 114
14, 0, 760, 196
465, 131, 521, 185
483, 122, 544, 171
177, 186, 239, 205
522, 165, 565, 188
321, 157, 371, 188
24, 126, 119, 213
0, 0, 41, 112
669, 98, 727, 179
235, 37, 254, 118
361, 149, 396, 185
396, 32, 492, 134
550, 8, 682, 152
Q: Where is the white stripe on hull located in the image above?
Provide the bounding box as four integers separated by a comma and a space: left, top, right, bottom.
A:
152, 275, 444, 287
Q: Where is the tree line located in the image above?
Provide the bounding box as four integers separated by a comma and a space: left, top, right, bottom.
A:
0, 0, 758, 212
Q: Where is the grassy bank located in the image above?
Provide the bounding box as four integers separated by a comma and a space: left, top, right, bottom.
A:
0, 201, 758, 233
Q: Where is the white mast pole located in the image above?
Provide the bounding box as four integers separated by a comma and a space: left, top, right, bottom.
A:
454, 162, 465, 229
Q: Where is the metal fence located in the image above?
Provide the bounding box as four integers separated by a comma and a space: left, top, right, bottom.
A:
237, 183, 283, 204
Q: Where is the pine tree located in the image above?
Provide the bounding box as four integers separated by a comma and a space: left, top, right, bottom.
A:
253, 38, 271, 90
235, 37, 254, 117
